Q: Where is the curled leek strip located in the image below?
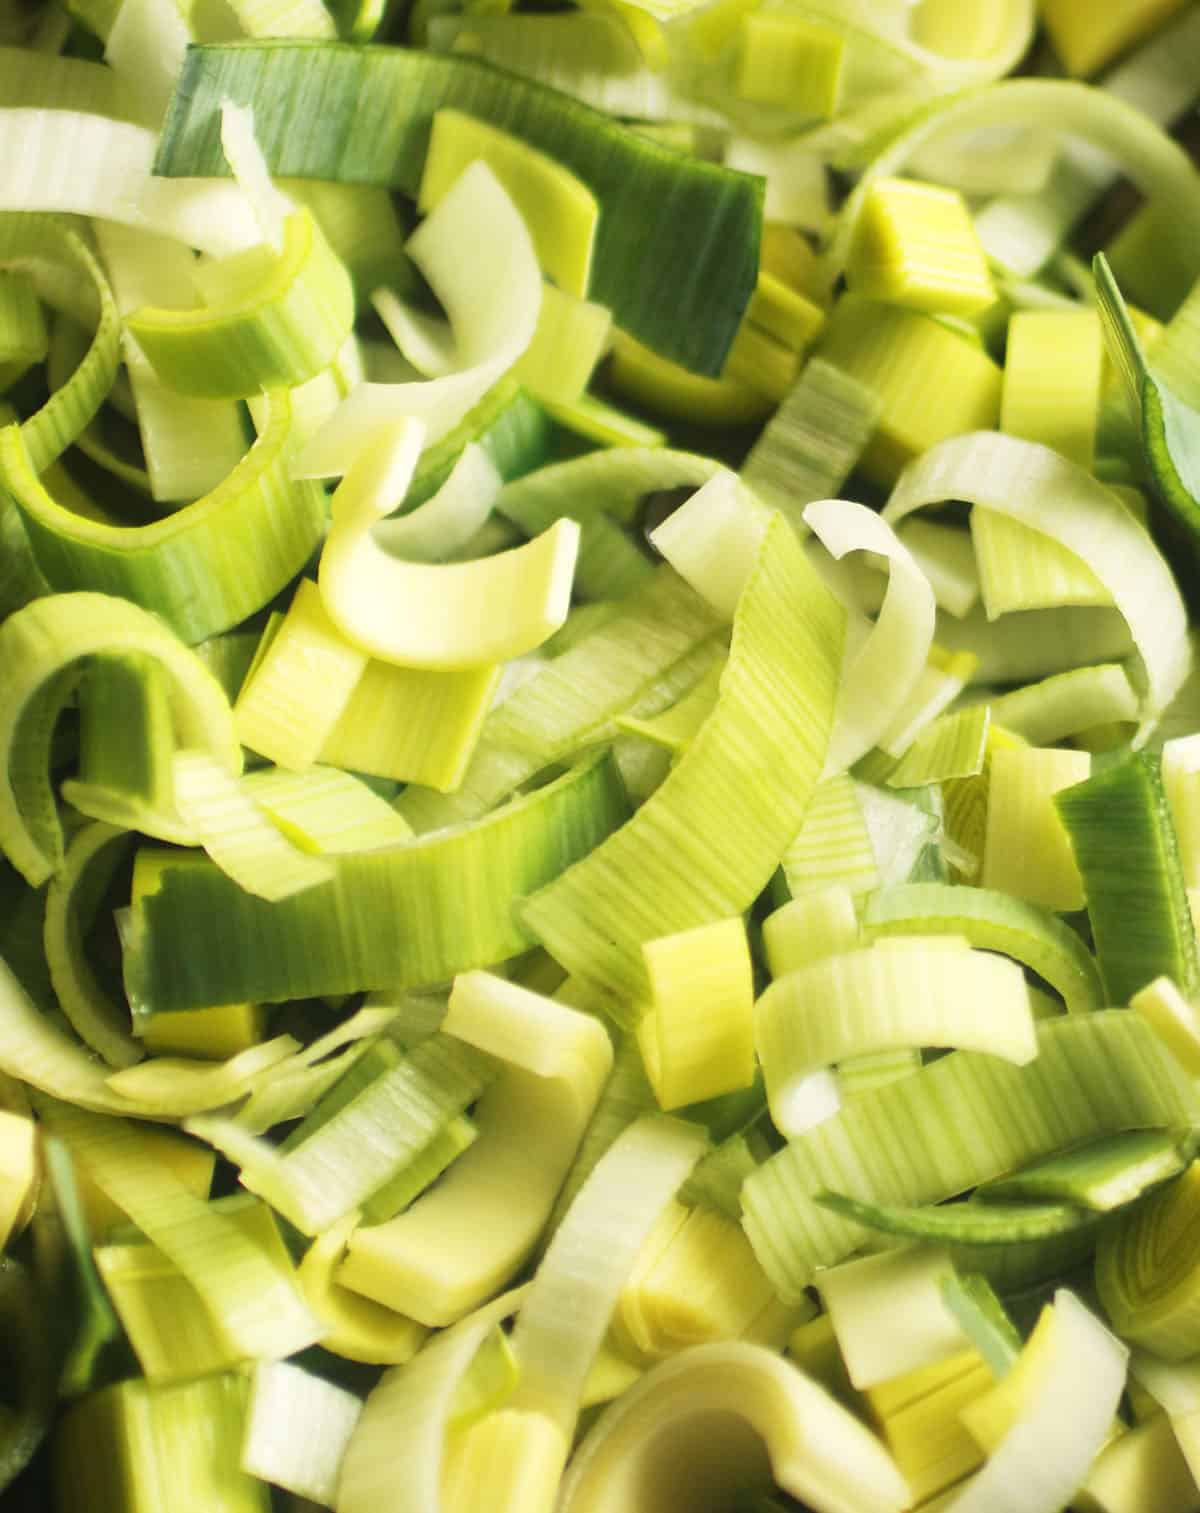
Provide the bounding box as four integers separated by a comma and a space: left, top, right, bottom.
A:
558, 1340, 911, 1513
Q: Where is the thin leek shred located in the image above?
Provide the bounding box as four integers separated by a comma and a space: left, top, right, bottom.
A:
882, 431, 1190, 743
756, 941, 1035, 1138
497, 445, 719, 537
522, 515, 844, 1009
339, 972, 613, 1324
155, 41, 762, 376
860, 882, 1104, 1013
0, 388, 326, 646
43, 821, 142, 1068
741, 1012, 1195, 1300
189, 1033, 492, 1235
126, 750, 628, 1014
370, 443, 501, 565
0, 591, 240, 888
559, 1341, 910, 1513
319, 416, 579, 669
40, 1097, 323, 1362
816, 1192, 1096, 1247
1056, 751, 1199, 1006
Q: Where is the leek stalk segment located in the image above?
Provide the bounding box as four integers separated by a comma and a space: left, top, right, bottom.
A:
319, 416, 579, 669
882, 430, 1191, 744
522, 514, 844, 1008
241, 1361, 361, 1507
0, 591, 240, 888
1096, 1160, 1200, 1360
297, 1214, 428, 1366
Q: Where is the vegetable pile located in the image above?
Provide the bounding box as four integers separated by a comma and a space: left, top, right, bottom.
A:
5, 0, 1200, 1508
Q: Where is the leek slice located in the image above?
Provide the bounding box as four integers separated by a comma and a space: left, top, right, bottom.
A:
523, 514, 844, 1008
558, 1340, 911, 1513
881, 431, 1191, 744
779, 773, 879, 900
981, 746, 1089, 913
41, 1098, 323, 1361
369, 443, 501, 565
1077, 1412, 1200, 1513
1096, 1161, 1200, 1360
741, 1012, 1195, 1299
804, 498, 936, 775
1130, 976, 1200, 1077
104, 1035, 298, 1117
979, 1130, 1187, 1212
757, 941, 1035, 1138
124, 750, 628, 1013
860, 881, 1104, 1014
816, 1193, 1094, 1246
988, 665, 1139, 747
1, 388, 326, 646
241, 766, 413, 853
155, 40, 762, 375
648, 472, 768, 622
319, 416, 579, 669
339, 972, 612, 1324
0, 591, 239, 887
297, 1214, 428, 1366
241, 1361, 361, 1507
43, 821, 141, 1069
1056, 751, 1199, 1006
886, 704, 990, 789
127, 208, 354, 400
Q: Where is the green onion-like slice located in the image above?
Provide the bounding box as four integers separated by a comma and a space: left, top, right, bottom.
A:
1055, 750, 1199, 1006
741, 1012, 1195, 1300
154, 40, 762, 375
0, 388, 326, 646
522, 514, 844, 1010
0, 592, 240, 887
882, 430, 1191, 745
124, 749, 628, 1014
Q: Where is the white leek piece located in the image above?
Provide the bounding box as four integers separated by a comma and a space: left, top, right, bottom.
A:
804, 498, 936, 775
882, 432, 1190, 744
648, 472, 769, 621
558, 1341, 911, 1513
242, 1361, 361, 1508
370, 444, 501, 564
295, 162, 542, 476
319, 416, 579, 669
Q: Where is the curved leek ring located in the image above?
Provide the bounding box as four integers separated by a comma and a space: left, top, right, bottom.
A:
296, 1213, 428, 1366
126, 209, 354, 400
319, 417, 579, 668
338, 971, 613, 1326
295, 161, 543, 478
496, 445, 721, 536
804, 498, 936, 774
558, 1341, 911, 1513
43, 822, 142, 1069
0, 593, 240, 887
882, 431, 1191, 744
1, 389, 327, 645
1096, 1161, 1200, 1361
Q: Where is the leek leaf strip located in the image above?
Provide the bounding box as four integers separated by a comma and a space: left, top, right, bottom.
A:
0, 592, 240, 888
522, 515, 844, 1009
741, 1012, 1196, 1299
815, 1192, 1096, 1245
860, 882, 1105, 1014
0, 389, 326, 646
124, 750, 629, 1014
154, 40, 763, 374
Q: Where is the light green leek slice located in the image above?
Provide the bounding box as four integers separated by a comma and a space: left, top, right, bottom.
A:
0, 592, 240, 887
757, 941, 1035, 1138
513, 281, 611, 405
1, 388, 325, 646
43, 821, 141, 1069
981, 746, 1089, 913
337, 1286, 525, 1513
0, 43, 142, 119
103, 1034, 298, 1117
648, 471, 768, 621
241, 766, 413, 852
804, 498, 936, 775
40, 1098, 323, 1361
125, 750, 628, 1013
359, 1113, 478, 1225
971, 508, 1111, 618
1056, 750, 1199, 1006
339, 972, 613, 1325
978, 1130, 1187, 1211
127, 207, 354, 400
295, 161, 543, 477
172, 751, 334, 902
615, 661, 723, 756
155, 41, 762, 376
779, 773, 879, 900
763, 887, 860, 979
191, 1032, 491, 1236
419, 107, 599, 296
741, 1012, 1194, 1299
987, 665, 1139, 746
522, 514, 844, 1009
1097, 1160, 1200, 1361
241, 1361, 361, 1507
881, 430, 1191, 744
103, 0, 190, 127
860, 881, 1104, 1013
1077, 1412, 1200, 1513
496, 445, 719, 537
297, 1214, 428, 1366
885, 704, 990, 789
319, 416, 579, 669
370, 443, 501, 564
558, 1340, 911, 1513
739, 358, 882, 529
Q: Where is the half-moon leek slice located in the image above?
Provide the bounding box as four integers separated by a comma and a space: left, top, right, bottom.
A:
558, 1341, 911, 1513
319, 416, 579, 669
882, 430, 1190, 744
0, 591, 240, 887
